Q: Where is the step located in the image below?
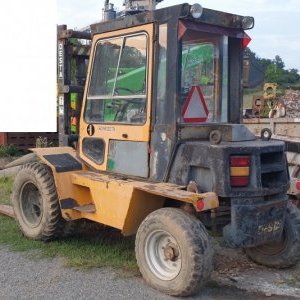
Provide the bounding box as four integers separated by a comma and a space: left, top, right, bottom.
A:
72, 204, 96, 213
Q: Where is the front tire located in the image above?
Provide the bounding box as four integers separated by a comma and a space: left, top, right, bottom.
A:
12, 163, 63, 241
245, 203, 300, 268
135, 208, 213, 297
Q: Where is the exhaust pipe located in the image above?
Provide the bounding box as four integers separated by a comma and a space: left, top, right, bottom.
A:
102, 0, 116, 21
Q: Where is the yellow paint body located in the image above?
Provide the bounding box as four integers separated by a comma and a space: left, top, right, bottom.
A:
31, 147, 219, 236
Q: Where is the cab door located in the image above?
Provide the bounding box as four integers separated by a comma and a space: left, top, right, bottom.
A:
79, 24, 154, 178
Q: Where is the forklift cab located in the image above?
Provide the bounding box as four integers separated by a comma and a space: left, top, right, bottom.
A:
79, 3, 253, 180
77, 3, 291, 250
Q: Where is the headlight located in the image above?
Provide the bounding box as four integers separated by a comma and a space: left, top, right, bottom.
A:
241, 16, 255, 30
190, 3, 203, 19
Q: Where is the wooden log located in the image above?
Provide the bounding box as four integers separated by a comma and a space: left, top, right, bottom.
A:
0, 205, 14, 218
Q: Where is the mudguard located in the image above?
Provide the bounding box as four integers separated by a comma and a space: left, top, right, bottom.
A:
30, 147, 83, 173
223, 196, 288, 248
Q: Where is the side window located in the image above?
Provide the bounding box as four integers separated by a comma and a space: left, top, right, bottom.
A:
115, 35, 147, 95
182, 43, 215, 93
85, 34, 148, 124
181, 43, 216, 121
89, 38, 122, 96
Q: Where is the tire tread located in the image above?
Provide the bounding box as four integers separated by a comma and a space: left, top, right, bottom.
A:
135, 208, 213, 297
12, 162, 64, 241
245, 203, 300, 268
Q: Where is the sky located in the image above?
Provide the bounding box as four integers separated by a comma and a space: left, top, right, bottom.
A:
58, 0, 300, 71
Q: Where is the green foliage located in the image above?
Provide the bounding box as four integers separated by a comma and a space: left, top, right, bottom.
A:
182, 44, 214, 87
283, 68, 300, 84
0, 177, 13, 205
200, 75, 210, 85
69, 38, 85, 85
274, 55, 285, 69
245, 47, 300, 86
265, 64, 300, 85
265, 64, 285, 83
259, 58, 273, 71
0, 145, 21, 158
0, 215, 137, 271
120, 46, 146, 68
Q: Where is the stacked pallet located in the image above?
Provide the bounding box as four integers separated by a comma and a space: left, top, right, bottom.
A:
0, 133, 58, 150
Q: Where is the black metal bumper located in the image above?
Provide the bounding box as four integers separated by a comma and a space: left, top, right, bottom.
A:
223, 195, 288, 248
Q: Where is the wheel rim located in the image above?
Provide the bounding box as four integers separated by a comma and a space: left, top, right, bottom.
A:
20, 182, 43, 227
144, 230, 182, 281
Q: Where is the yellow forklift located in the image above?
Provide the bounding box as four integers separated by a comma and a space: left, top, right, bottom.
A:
12, 1, 300, 296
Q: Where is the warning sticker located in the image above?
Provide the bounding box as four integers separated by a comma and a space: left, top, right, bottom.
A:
182, 86, 209, 123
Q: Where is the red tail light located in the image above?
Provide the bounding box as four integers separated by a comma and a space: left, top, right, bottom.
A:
230, 176, 249, 187
230, 155, 251, 187
230, 156, 250, 167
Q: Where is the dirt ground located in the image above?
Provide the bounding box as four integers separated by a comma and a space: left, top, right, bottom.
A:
212, 238, 300, 297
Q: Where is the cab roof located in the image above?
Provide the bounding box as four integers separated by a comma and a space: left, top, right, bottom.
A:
91, 3, 248, 36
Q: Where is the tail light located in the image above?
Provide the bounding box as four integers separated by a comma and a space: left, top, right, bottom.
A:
230, 155, 250, 187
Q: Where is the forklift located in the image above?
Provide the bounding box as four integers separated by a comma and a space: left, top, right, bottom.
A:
12, 1, 300, 296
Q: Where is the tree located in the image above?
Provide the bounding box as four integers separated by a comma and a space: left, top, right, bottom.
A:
265, 64, 284, 84
259, 58, 273, 71
244, 47, 256, 60
283, 68, 300, 84
289, 68, 300, 81
274, 55, 285, 69
244, 47, 299, 86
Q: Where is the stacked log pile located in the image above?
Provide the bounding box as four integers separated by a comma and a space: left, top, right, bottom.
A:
279, 90, 300, 118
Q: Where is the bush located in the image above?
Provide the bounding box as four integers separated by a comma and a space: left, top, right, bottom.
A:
0, 145, 21, 157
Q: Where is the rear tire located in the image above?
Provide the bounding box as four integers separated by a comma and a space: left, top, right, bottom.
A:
12, 163, 63, 241
245, 203, 300, 268
135, 208, 213, 297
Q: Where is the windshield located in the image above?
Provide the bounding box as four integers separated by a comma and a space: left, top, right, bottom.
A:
180, 30, 228, 123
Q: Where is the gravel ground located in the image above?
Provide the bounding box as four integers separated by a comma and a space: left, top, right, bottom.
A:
0, 247, 293, 300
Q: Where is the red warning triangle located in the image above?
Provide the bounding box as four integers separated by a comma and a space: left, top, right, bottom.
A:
182, 86, 209, 123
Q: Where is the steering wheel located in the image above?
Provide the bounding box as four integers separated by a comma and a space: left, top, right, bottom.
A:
114, 85, 146, 95
114, 102, 129, 122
